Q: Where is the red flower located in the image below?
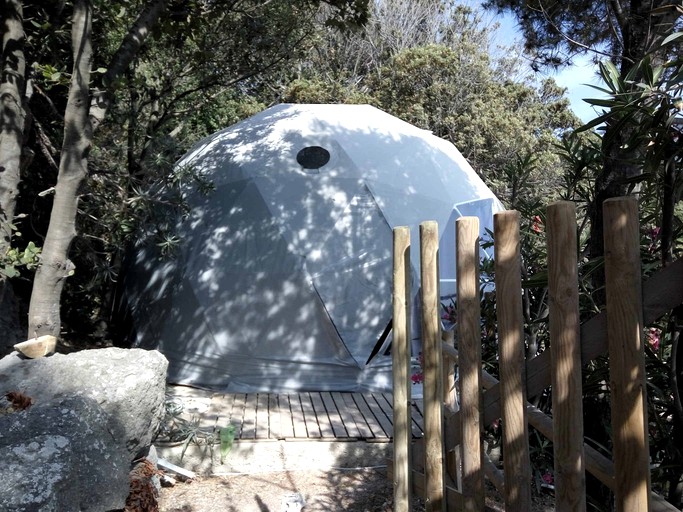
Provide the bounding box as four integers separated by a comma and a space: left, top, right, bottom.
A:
648, 328, 661, 351
532, 215, 543, 233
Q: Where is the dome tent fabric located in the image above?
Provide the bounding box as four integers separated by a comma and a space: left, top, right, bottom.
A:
123, 103, 503, 392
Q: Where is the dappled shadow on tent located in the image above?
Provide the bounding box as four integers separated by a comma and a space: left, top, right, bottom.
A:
121, 104, 501, 393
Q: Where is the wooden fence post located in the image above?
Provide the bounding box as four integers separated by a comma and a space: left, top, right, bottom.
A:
494, 210, 532, 511
457, 217, 484, 511
392, 226, 412, 512
420, 221, 445, 512
547, 201, 586, 511
603, 197, 651, 511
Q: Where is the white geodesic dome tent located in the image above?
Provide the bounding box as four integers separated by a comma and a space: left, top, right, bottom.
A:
123, 104, 503, 392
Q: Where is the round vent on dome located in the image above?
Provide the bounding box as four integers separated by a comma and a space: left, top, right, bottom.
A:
296, 146, 330, 171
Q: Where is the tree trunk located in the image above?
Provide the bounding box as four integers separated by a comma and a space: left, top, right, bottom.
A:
27, 0, 168, 337
0, 0, 26, 256
586, 0, 679, 298
1, 0, 29, 350
28, 0, 93, 337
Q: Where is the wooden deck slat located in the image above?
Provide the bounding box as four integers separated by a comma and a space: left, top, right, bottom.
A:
289, 394, 308, 438
411, 399, 426, 438
207, 393, 234, 428
170, 390, 426, 441
241, 394, 258, 439
255, 393, 270, 439
231, 393, 247, 437
267, 394, 281, 439
320, 392, 349, 438
373, 393, 397, 438
310, 392, 336, 438
341, 393, 374, 438
364, 394, 393, 438
299, 392, 322, 438
331, 392, 362, 438
352, 393, 389, 439
277, 394, 295, 439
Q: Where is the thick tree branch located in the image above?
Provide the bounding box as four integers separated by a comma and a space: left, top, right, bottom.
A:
89, 0, 169, 133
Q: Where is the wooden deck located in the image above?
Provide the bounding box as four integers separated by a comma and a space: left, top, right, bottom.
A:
167, 388, 425, 442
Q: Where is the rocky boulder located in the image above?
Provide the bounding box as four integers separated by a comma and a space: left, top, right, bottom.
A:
0, 347, 168, 459
0, 395, 130, 511
0, 347, 168, 510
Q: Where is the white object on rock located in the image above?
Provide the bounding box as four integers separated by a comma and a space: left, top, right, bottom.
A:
13, 335, 57, 358
281, 492, 306, 511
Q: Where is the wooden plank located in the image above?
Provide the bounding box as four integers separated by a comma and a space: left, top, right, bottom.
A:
288, 394, 308, 439
241, 393, 258, 439
277, 394, 295, 439
387, 459, 464, 511
207, 392, 235, 429
309, 392, 335, 438
420, 220, 445, 512
267, 394, 281, 440
255, 393, 270, 439
446, 257, 683, 451
351, 393, 387, 439
230, 393, 247, 439
341, 392, 374, 439
494, 210, 531, 511
411, 399, 425, 438
392, 224, 413, 512
299, 392, 322, 438
320, 392, 348, 438
332, 392, 362, 438
604, 197, 651, 511
547, 201, 586, 511
364, 394, 393, 438
377, 393, 397, 430
457, 216, 484, 512
442, 258, 683, 449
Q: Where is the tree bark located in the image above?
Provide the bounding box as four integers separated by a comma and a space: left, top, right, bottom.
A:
0, 0, 26, 256
28, 0, 93, 337
0, 0, 29, 350
27, 0, 169, 337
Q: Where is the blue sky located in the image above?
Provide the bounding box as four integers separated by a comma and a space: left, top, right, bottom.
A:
480, 4, 604, 123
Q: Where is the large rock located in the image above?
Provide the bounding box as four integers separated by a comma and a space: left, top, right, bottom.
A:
0, 396, 130, 511
0, 347, 168, 459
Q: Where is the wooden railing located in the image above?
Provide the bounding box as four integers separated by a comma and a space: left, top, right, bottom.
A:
391, 198, 683, 512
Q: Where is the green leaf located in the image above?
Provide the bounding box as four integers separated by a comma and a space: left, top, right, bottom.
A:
180, 431, 195, 462
583, 97, 617, 107
219, 426, 235, 463
661, 32, 683, 47
574, 111, 614, 133
584, 83, 615, 96
0, 266, 19, 278
522, 269, 549, 288
598, 61, 622, 94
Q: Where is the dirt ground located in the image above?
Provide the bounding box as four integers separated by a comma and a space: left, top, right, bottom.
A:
158, 467, 416, 512
157, 467, 555, 512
